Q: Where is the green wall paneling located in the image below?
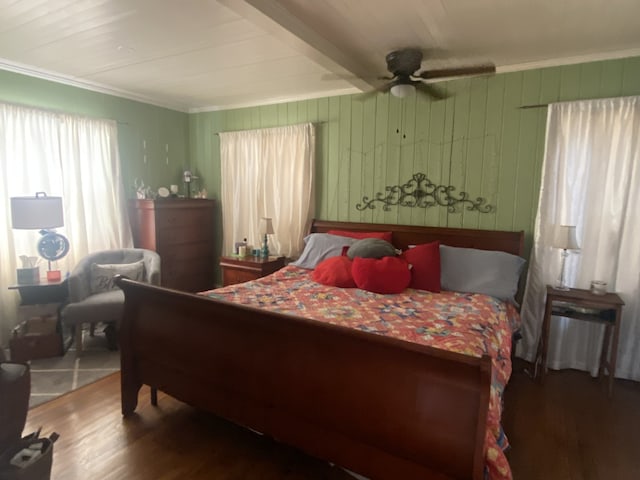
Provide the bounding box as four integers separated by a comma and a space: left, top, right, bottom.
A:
371, 93, 390, 225
191, 56, 640, 267
4, 55, 640, 286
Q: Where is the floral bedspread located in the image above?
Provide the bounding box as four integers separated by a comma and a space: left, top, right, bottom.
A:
205, 265, 519, 480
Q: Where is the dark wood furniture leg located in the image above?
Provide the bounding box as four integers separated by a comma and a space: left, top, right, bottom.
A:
150, 386, 158, 406
536, 294, 554, 381
606, 306, 622, 397
598, 323, 612, 378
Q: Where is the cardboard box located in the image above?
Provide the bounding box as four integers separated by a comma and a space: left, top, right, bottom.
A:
10, 321, 63, 362
26, 315, 57, 335
12, 304, 66, 361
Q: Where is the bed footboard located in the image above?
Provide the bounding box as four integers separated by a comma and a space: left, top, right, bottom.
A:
117, 277, 492, 480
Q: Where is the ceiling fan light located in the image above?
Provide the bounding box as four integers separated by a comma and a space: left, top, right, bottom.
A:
390, 83, 415, 98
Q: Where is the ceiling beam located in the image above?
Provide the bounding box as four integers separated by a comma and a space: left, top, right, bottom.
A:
219, 0, 378, 91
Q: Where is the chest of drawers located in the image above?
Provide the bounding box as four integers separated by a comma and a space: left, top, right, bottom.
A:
129, 199, 215, 292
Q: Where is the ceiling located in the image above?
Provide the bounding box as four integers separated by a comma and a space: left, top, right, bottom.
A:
1, 0, 639, 113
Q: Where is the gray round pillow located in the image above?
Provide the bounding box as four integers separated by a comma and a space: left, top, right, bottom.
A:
347, 238, 397, 260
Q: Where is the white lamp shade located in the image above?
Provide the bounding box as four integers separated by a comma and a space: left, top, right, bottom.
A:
11, 194, 64, 230
390, 83, 415, 98
552, 225, 580, 250
259, 217, 274, 235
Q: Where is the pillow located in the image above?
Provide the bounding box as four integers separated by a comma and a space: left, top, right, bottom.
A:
401, 241, 441, 292
347, 238, 397, 260
327, 230, 393, 243
290, 233, 356, 270
312, 256, 356, 288
352, 256, 411, 294
90, 260, 146, 294
439, 245, 526, 303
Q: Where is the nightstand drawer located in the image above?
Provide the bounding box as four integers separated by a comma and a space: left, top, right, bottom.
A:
223, 268, 260, 286
220, 256, 285, 287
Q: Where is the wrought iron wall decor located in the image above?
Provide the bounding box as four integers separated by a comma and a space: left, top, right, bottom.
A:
356, 173, 495, 213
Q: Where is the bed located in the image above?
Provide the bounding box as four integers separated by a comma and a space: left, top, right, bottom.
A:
117, 220, 524, 480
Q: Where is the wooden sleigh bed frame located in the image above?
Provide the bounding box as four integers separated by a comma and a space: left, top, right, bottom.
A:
117, 220, 524, 480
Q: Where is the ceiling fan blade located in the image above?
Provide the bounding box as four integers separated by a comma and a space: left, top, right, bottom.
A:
415, 81, 449, 100
321, 72, 386, 83
418, 64, 496, 80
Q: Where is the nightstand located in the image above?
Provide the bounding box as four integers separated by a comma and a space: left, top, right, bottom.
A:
534, 285, 624, 396
220, 255, 285, 287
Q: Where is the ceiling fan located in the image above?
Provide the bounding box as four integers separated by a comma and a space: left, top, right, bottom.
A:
376, 48, 496, 99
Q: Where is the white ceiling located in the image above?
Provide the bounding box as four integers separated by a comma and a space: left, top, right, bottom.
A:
1, 0, 639, 112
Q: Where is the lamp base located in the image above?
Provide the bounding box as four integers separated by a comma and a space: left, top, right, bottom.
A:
556, 249, 571, 291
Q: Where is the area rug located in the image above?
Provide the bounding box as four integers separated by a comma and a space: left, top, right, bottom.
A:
27, 329, 120, 408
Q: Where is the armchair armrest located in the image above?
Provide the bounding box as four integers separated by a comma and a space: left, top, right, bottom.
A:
142, 251, 161, 286
67, 258, 93, 303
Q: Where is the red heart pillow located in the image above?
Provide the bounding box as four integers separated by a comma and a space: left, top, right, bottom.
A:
352, 256, 411, 294
401, 241, 441, 292
312, 256, 356, 288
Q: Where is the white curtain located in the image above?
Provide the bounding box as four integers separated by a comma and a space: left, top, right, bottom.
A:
0, 103, 133, 346
520, 96, 640, 381
219, 123, 315, 258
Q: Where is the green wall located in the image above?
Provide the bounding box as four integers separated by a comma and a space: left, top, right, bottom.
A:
0, 69, 190, 196
3, 56, 640, 275
190, 56, 640, 261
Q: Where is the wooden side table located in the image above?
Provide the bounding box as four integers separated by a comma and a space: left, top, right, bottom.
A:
534, 285, 624, 396
220, 255, 285, 287
8, 278, 68, 305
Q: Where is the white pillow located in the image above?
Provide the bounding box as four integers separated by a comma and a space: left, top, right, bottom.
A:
440, 245, 525, 304
290, 234, 356, 269
90, 260, 146, 294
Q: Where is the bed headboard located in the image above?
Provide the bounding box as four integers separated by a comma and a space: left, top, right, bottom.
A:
311, 220, 524, 257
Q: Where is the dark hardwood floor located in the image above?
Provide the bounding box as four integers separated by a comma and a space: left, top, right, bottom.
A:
24, 361, 640, 479
503, 360, 640, 480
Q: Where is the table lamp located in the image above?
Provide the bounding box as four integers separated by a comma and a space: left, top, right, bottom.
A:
259, 217, 274, 258
11, 192, 70, 282
551, 225, 580, 290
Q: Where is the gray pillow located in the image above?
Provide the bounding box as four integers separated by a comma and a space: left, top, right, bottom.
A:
90, 260, 146, 294
290, 234, 356, 269
347, 238, 397, 260
439, 245, 525, 303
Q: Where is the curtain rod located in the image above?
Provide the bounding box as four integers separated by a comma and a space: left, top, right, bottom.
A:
214, 121, 324, 136
518, 103, 548, 109
519, 95, 634, 110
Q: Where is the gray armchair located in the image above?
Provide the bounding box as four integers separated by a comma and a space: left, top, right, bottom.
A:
61, 248, 161, 356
